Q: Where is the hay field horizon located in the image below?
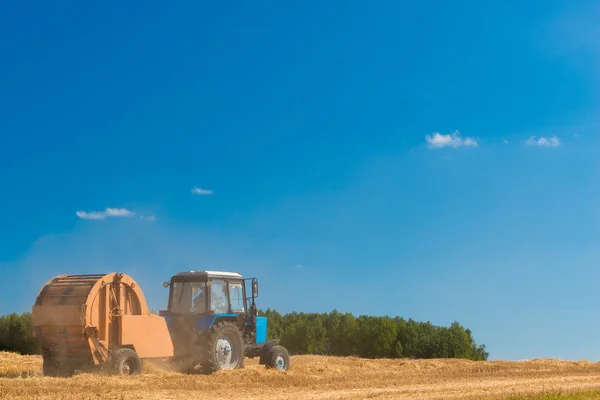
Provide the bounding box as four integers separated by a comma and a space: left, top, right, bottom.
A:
1, 352, 600, 399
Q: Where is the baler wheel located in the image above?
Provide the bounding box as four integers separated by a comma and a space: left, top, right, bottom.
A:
111, 348, 142, 376
199, 321, 244, 373
265, 345, 290, 371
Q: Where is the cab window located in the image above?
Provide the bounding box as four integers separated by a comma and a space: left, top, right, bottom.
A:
229, 282, 244, 313
190, 282, 207, 313
169, 281, 206, 314
210, 279, 229, 314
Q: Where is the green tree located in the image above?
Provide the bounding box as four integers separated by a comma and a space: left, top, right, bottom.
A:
0, 313, 38, 355
279, 312, 328, 355
356, 316, 401, 358
324, 310, 359, 356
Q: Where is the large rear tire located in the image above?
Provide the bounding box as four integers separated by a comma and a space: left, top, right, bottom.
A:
199, 321, 244, 373
111, 348, 142, 376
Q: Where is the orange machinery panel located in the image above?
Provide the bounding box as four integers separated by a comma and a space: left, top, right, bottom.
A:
120, 314, 174, 358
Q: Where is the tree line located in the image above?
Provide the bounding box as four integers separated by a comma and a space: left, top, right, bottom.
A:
259, 309, 489, 361
0, 310, 489, 361
0, 313, 37, 355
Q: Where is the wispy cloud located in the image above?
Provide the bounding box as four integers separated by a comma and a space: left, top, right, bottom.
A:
525, 136, 561, 147
425, 130, 478, 148
503, 140, 509, 145
141, 214, 156, 221
191, 187, 214, 195
76, 208, 134, 220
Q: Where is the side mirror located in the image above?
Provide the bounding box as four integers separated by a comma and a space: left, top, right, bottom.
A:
162, 281, 170, 288
252, 279, 258, 296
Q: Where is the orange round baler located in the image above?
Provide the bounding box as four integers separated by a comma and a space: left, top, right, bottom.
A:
31, 272, 173, 376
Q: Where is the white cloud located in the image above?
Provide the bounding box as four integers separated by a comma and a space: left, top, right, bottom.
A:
191, 187, 214, 195
141, 214, 156, 221
503, 140, 509, 144
525, 136, 561, 147
463, 137, 478, 147
425, 130, 478, 148
105, 208, 133, 217
76, 208, 134, 220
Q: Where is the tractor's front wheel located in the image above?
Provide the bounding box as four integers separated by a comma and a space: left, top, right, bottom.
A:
265, 345, 290, 371
199, 321, 244, 373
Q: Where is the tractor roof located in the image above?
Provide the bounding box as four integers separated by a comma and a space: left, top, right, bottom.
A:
172, 270, 243, 281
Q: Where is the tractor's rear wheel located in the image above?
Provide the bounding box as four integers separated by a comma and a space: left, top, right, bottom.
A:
265, 345, 290, 371
199, 321, 244, 373
111, 348, 142, 376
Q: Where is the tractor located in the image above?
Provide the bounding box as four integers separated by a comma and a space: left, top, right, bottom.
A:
31, 270, 289, 377
159, 270, 290, 373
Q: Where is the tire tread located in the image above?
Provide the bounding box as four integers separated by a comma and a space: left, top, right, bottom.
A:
199, 321, 244, 374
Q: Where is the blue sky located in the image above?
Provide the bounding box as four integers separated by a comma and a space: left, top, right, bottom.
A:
1, 1, 599, 361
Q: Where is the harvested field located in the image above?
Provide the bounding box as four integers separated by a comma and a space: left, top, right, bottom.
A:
0, 352, 600, 399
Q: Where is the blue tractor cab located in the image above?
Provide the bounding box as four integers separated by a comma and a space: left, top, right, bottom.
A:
159, 270, 289, 373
